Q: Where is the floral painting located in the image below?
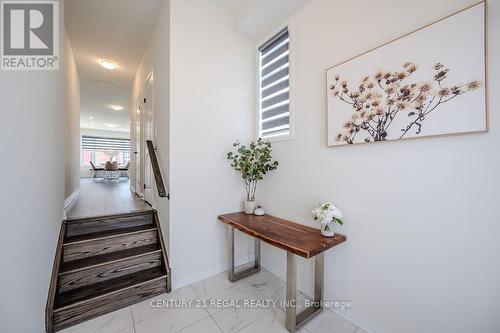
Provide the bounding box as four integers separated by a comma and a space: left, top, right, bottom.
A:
326, 2, 486, 146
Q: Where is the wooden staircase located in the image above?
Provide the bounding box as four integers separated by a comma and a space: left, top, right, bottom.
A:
46, 210, 171, 332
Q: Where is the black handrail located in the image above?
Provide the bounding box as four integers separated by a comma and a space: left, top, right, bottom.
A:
146, 140, 169, 199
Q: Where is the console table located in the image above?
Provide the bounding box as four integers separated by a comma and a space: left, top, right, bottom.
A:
218, 212, 347, 333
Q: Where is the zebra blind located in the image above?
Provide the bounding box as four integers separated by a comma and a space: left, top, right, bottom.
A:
259, 27, 290, 139
81, 136, 131, 152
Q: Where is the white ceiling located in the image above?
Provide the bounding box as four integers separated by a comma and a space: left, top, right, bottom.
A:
234, 0, 312, 37
66, 0, 310, 133
80, 81, 131, 132
65, 0, 164, 133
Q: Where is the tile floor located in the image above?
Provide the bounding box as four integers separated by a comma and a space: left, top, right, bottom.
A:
61, 268, 363, 333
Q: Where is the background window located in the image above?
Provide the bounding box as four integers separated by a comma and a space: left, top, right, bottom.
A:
81, 135, 131, 165
258, 27, 290, 139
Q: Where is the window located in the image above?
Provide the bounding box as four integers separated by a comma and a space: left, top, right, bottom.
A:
81, 135, 131, 165
258, 27, 291, 139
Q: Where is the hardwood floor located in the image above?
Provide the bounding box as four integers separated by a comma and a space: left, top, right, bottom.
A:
66, 178, 151, 219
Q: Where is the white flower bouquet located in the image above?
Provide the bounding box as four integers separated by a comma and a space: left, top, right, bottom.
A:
312, 202, 344, 237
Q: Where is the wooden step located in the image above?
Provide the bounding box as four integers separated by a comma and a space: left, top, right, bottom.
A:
66, 210, 154, 237
63, 225, 158, 262
58, 245, 162, 293
54, 267, 166, 331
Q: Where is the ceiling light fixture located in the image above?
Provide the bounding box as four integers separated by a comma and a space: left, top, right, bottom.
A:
109, 105, 123, 111
104, 123, 118, 128
89, 116, 93, 119
98, 59, 117, 70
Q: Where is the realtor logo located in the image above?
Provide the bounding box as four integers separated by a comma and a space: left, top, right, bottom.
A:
1, 1, 59, 70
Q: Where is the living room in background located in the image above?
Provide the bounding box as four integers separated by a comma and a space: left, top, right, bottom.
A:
81, 135, 131, 169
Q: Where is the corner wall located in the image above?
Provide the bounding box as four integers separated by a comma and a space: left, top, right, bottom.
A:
0, 3, 65, 332
131, 0, 171, 274
256, 0, 500, 332
168, 0, 255, 288
64, 31, 81, 204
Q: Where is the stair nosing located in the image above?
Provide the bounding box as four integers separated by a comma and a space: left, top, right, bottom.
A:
59, 248, 163, 276
66, 209, 154, 224
54, 274, 167, 312
63, 226, 158, 246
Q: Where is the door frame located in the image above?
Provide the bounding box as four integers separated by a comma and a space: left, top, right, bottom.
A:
134, 97, 143, 198
141, 71, 156, 208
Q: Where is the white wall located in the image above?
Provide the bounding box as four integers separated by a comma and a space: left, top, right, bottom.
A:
255, 1, 500, 332
131, 0, 171, 258
168, 0, 254, 288
65, 32, 81, 202
0, 2, 65, 332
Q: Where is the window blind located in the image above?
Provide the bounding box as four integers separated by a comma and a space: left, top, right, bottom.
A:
82, 136, 130, 152
259, 27, 290, 139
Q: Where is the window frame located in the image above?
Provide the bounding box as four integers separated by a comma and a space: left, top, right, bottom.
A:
80, 135, 131, 166
256, 22, 294, 142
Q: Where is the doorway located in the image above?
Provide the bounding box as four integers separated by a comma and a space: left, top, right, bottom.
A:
142, 72, 155, 206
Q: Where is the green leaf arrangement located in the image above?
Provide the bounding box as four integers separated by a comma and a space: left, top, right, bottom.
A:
227, 138, 279, 201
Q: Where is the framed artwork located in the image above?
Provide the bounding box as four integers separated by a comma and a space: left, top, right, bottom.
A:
326, 1, 487, 146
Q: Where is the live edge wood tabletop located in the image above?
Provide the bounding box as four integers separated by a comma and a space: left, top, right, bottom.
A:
218, 212, 347, 259
218, 212, 347, 332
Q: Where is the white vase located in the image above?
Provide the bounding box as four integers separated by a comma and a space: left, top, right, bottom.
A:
244, 200, 257, 214
320, 222, 335, 237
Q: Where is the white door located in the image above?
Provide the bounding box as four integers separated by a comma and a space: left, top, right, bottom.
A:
143, 73, 154, 205
135, 100, 142, 197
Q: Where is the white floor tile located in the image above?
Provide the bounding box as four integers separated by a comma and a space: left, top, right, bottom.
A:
200, 281, 263, 315
189, 272, 236, 299
116, 327, 135, 333
134, 306, 210, 333
211, 303, 272, 333
301, 309, 358, 333
59, 307, 133, 333
241, 269, 285, 301
131, 286, 198, 324
176, 317, 222, 333
237, 309, 308, 333
355, 328, 369, 333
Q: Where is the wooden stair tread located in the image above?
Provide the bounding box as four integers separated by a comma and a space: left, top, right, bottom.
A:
64, 224, 157, 244
55, 267, 166, 309
65, 209, 153, 224
60, 244, 161, 274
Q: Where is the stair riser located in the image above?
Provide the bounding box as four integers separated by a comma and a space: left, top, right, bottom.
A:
63, 230, 157, 262
54, 277, 166, 332
58, 251, 162, 293
66, 213, 154, 237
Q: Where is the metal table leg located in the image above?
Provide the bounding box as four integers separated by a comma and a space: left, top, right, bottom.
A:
228, 226, 260, 282
286, 252, 324, 332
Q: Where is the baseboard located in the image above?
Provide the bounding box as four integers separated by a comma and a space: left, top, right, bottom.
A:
172, 254, 254, 291
130, 185, 136, 193
64, 189, 80, 209
260, 261, 388, 333
331, 308, 390, 333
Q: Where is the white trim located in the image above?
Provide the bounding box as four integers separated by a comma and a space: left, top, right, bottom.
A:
255, 19, 295, 143
172, 254, 255, 290
330, 307, 390, 333
64, 189, 80, 209
129, 184, 136, 193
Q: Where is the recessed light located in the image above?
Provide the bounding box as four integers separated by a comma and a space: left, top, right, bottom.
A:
98, 59, 117, 70
104, 123, 118, 128
89, 116, 93, 120
109, 105, 123, 111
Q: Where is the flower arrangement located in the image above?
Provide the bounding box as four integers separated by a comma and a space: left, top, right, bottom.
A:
227, 138, 278, 213
330, 62, 481, 144
312, 202, 344, 237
